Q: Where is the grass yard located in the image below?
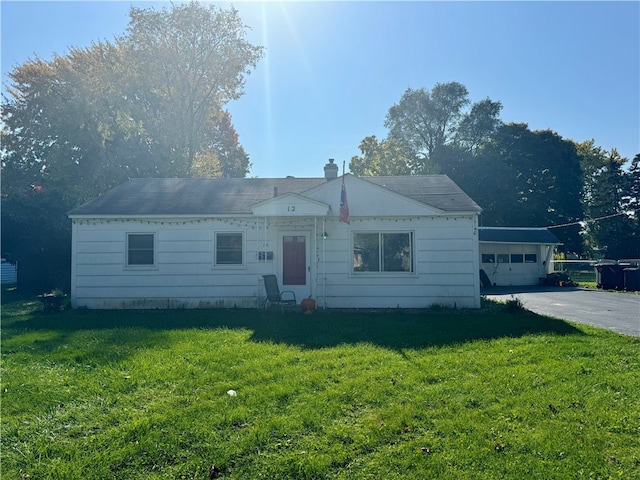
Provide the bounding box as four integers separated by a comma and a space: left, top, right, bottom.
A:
2, 290, 639, 479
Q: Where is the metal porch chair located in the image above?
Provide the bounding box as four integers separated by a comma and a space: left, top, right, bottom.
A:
262, 274, 297, 314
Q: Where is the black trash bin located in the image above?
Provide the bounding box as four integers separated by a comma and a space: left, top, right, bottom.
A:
623, 268, 640, 291
595, 264, 625, 290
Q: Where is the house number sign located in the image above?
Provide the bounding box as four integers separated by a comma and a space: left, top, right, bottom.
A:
287, 205, 296, 212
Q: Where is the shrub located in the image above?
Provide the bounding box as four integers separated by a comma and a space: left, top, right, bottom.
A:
505, 295, 525, 313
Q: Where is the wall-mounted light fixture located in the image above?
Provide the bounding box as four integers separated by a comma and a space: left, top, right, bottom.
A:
322, 231, 329, 240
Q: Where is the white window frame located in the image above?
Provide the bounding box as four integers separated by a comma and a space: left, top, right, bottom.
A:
125, 232, 157, 269
214, 231, 245, 268
352, 230, 415, 275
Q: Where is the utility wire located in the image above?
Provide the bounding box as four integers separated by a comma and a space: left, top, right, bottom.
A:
547, 210, 635, 229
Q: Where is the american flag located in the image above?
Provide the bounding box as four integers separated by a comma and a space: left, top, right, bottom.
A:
340, 178, 350, 224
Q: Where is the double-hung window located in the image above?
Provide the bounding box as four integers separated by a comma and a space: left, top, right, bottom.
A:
215, 232, 243, 266
127, 233, 155, 267
353, 232, 414, 273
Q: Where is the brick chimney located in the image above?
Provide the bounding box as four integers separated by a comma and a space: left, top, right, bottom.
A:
324, 158, 338, 180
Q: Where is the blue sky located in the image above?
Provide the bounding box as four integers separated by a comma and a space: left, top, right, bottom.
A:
2, 1, 639, 179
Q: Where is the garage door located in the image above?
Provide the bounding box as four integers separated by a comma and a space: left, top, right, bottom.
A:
507, 244, 539, 285
481, 244, 540, 286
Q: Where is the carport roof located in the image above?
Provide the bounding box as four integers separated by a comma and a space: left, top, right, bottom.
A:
479, 227, 561, 244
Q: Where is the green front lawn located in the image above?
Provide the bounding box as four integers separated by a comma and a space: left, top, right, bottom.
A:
2, 291, 638, 479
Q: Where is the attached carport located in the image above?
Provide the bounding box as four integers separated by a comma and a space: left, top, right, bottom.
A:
479, 227, 560, 286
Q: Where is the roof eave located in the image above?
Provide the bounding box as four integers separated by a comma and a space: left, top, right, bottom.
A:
68, 213, 255, 219
479, 240, 561, 245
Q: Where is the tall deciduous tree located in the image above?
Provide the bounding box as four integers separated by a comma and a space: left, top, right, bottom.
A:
1, 1, 263, 291
578, 143, 639, 258
623, 154, 640, 257
626, 154, 640, 215
349, 136, 416, 176
470, 124, 584, 253
2, 2, 262, 196
188, 111, 251, 178
212, 111, 252, 178
384, 82, 502, 173
125, 2, 262, 175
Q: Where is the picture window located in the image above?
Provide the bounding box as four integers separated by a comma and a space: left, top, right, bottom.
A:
353, 232, 413, 273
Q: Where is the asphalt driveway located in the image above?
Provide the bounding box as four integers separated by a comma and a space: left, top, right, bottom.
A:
482, 286, 640, 337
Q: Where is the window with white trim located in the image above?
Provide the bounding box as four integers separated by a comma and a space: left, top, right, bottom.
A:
353, 232, 414, 273
127, 233, 155, 266
215, 232, 243, 266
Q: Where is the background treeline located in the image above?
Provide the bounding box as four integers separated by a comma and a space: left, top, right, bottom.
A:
350, 82, 640, 261
2, 4, 638, 293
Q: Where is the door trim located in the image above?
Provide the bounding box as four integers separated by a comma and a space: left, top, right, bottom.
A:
279, 231, 311, 295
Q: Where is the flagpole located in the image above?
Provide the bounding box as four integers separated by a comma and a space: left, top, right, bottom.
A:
339, 160, 350, 225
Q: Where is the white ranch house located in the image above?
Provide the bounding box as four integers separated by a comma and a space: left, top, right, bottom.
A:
68, 162, 483, 309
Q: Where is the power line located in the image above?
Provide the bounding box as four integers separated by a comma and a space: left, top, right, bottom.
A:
547, 210, 633, 229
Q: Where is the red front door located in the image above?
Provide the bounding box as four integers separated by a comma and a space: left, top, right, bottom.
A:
282, 235, 306, 285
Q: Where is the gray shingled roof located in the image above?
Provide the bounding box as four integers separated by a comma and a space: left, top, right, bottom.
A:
479, 227, 561, 244
365, 175, 481, 213
68, 178, 323, 216
68, 175, 481, 216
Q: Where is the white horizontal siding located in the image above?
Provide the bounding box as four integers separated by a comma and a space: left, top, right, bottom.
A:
74, 263, 219, 276
321, 281, 475, 297
316, 216, 479, 309
159, 240, 212, 252
76, 253, 123, 265
71, 219, 262, 308
75, 274, 259, 288
157, 252, 213, 264
419, 250, 475, 263
71, 214, 480, 309
75, 229, 125, 242
421, 238, 475, 251
76, 284, 258, 297
420, 261, 475, 275
75, 295, 260, 309
75, 241, 123, 253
